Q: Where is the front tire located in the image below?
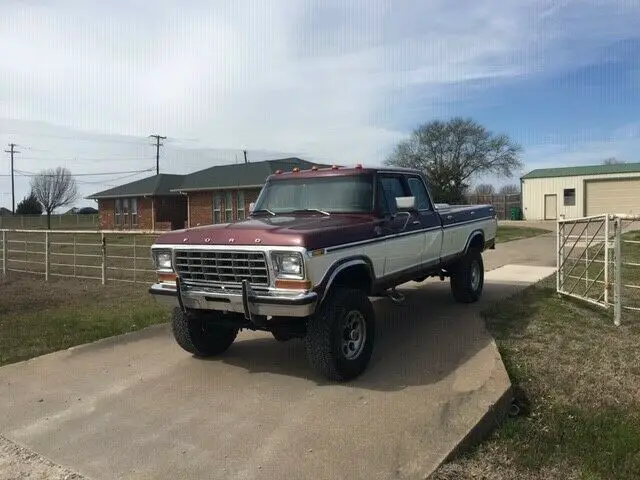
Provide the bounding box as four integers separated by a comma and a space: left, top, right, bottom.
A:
305, 288, 375, 382
449, 248, 484, 303
171, 307, 239, 356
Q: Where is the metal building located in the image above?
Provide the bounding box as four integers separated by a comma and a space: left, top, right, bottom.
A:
521, 162, 640, 220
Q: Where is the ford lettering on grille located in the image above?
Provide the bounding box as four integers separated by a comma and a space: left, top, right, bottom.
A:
174, 250, 269, 286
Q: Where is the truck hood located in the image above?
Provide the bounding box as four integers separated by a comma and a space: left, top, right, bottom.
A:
153, 214, 380, 250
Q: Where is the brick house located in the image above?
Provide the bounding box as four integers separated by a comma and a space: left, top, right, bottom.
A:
175, 157, 326, 228
87, 174, 187, 230
88, 157, 327, 231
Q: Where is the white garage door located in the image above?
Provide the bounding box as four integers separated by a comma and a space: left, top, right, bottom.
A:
585, 177, 640, 216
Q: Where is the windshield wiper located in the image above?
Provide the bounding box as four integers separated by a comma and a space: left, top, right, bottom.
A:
251, 209, 276, 216
290, 208, 331, 216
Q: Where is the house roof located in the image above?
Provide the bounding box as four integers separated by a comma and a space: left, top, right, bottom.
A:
86, 174, 185, 199
0, 207, 12, 216
173, 157, 332, 192
521, 162, 640, 180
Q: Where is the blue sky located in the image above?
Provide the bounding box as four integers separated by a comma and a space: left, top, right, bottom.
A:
1, 0, 639, 209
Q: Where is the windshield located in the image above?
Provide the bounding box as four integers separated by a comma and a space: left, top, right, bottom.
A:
253, 175, 374, 214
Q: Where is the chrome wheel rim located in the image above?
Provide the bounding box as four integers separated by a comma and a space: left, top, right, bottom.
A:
342, 310, 366, 360
470, 260, 481, 291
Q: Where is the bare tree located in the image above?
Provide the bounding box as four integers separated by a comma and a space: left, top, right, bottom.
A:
499, 184, 520, 195
603, 157, 625, 165
30, 167, 79, 229
474, 184, 496, 196
385, 117, 523, 203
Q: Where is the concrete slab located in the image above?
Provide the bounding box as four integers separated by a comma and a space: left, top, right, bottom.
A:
0, 278, 528, 480
485, 265, 557, 285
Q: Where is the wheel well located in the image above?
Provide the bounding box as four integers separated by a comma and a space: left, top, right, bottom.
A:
467, 233, 484, 252
329, 264, 373, 296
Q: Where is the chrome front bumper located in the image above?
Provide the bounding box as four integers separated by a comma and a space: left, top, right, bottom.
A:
149, 280, 318, 319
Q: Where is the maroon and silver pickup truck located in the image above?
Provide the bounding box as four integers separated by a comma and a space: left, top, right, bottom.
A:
149, 165, 497, 381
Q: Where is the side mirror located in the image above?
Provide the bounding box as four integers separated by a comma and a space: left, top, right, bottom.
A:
395, 196, 416, 211
249, 202, 255, 213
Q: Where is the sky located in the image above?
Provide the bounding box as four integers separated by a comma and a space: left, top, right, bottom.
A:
1, 0, 639, 210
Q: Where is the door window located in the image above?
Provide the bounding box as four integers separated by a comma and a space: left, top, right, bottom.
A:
407, 176, 431, 211
378, 176, 407, 215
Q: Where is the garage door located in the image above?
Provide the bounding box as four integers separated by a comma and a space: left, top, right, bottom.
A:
585, 177, 640, 216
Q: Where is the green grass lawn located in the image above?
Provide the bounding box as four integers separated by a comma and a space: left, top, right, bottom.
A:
0, 274, 172, 366
496, 225, 551, 243
432, 269, 640, 479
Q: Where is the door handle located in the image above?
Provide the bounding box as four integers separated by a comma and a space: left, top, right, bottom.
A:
446, 215, 453, 220
412, 220, 420, 225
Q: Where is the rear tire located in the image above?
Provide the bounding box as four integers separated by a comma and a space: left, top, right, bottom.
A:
305, 288, 375, 382
450, 249, 484, 303
171, 307, 239, 356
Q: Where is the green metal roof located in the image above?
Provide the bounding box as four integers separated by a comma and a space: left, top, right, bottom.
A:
174, 157, 332, 192
86, 174, 185, 199
521, 162, 640, 180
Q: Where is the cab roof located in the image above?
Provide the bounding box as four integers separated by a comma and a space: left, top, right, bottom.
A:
265, 164, 422, 181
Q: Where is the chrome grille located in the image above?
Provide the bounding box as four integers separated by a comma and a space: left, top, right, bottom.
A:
174, 250, 269, 286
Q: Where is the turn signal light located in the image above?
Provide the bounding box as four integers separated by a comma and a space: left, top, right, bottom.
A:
275, 279, 312, 290
158, 272, 177, 283
331, 165, 339, 170
355, 163, 363, 169
312, 165, 318, 171
275, 169, 282, 174
292, 167, 300, 173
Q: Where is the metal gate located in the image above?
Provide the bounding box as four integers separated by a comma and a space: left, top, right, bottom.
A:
557, 214, 640, 326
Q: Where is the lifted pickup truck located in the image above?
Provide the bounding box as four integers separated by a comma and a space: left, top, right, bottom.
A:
149, 165, 497, 381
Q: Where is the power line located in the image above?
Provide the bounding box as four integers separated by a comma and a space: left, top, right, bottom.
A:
149, 134, 166, 175
4, 143, 19, 214
2, 168, 154, 178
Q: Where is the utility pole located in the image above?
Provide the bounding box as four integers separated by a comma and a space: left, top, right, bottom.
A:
243, 149, 248, 164
4, 143, 19, 214
149, 134, 166, 175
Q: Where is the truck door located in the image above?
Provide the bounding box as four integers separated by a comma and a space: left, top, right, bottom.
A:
377, 174, 425, 276
404, 174, 443, 267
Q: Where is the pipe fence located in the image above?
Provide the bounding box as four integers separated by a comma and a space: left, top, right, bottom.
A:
1, 229, 160, 284
557, 214, 640, 325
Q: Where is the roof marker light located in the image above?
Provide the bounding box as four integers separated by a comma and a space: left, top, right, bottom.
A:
312, 165, 318, 171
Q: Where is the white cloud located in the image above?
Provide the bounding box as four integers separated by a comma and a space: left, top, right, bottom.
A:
0, 0, 639, 208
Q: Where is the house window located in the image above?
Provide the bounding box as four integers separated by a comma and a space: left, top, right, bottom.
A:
225, 191, 233, 222
131, 198, 138, 225
213, 193, 222, 224
114, 197, 138, 227
115, 199, 122, 226
237, 191, 245, 221
564, 188, 576, 206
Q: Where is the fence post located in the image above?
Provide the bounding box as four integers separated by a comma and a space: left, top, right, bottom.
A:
45, 231, 50, 281
133, 234, 137, 284
604, 215, 609, 305
556, 220, 562, 292
613, 217, 622, 326
101, 233, 107, 285
2, 230, 6, 276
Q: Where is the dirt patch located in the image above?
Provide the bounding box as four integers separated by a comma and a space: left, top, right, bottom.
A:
0, 435, 89, 480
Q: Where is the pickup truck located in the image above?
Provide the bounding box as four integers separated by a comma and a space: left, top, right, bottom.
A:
149, 165, 497, 381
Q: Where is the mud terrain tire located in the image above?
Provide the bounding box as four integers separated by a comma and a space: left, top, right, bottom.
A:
305, 288, 375, 382
171, 307, 239, 356
450, 248, 484, 303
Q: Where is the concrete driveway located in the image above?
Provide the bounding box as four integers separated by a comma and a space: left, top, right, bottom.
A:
0, 234, 557, 480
